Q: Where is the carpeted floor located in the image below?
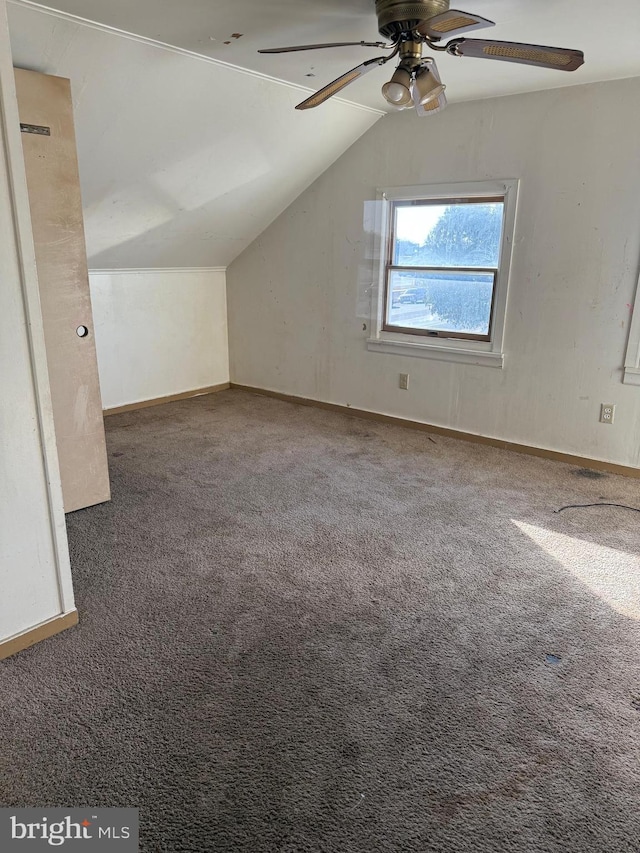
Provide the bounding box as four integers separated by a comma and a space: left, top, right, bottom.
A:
2, 389, 640, 852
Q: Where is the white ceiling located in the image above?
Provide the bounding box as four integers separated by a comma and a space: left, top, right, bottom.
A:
10, 0, 640, 111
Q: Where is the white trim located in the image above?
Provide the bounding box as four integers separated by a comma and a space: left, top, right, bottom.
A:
380, 181, 516, 202
8, 0, 385, 117
623, 367, 640, 387
367, 179, 519, 369
367, 337, 504, 367
623, 268, 640, 385
1, 609, 76, 647
89, 267, 227, 276
0, 0, 74, 612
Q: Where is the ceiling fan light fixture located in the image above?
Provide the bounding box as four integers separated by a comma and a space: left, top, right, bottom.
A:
388, 99, 413, 111
381, 66, 412, 106
414, 67, 445, 105
260, 2, 584, 114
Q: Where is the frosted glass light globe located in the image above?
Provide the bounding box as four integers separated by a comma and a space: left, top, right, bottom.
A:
381, 67, 412, 107
384, 82, 408, 103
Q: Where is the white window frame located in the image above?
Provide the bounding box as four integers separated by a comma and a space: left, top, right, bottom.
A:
367, 180, 519, 368
623, 267, 640, 385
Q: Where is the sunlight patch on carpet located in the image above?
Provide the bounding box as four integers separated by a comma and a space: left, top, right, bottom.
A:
513, 521, 640, 620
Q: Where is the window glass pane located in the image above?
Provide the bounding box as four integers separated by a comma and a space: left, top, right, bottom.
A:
386, 270, 494, 336
393, 201, 503, 268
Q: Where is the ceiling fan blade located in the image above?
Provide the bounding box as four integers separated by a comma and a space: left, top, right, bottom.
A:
296, 55, 388, 110
259, 41, 388, 54
448, 38, 584, 71
417, 9, 494, 39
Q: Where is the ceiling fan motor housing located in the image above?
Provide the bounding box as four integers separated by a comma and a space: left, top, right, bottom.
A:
375, 0, 450, 39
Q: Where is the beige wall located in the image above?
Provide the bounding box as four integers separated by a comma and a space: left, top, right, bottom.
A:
227, 77, 640, 468
90, 269, 229, 409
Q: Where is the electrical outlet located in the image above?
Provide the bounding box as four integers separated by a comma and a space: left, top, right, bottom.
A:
600, 403, 615, 424
399, 373, 409, 390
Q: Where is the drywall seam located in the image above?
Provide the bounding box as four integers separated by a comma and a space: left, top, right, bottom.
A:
8, 0, 385, 116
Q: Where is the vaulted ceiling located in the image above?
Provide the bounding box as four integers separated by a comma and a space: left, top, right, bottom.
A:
8, 0, 381, 268
8, 0, 640, 269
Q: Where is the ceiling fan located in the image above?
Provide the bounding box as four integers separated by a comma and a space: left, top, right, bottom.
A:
258, 0, 584, 116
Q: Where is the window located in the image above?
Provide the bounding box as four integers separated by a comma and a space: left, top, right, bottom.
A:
368, 181, 518, 368
385, 198, 503, 341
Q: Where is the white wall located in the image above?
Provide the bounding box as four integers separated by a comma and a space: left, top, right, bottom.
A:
0, 0, 74, 645
90, 269, 229, 409
227, 77, 640, 468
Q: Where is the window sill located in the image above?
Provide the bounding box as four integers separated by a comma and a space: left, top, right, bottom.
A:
367, 336, 504, 368
623, 366, 640, 386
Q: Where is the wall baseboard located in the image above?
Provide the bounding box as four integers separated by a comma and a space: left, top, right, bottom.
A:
0, 610, 78, 661
103, 383, 230, 416
230, 383, 640, 479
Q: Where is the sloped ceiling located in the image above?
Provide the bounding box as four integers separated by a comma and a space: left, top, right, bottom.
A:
8, 1, 381, 268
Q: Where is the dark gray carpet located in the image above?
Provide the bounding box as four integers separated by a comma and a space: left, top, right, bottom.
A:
2, 389, 640, 852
